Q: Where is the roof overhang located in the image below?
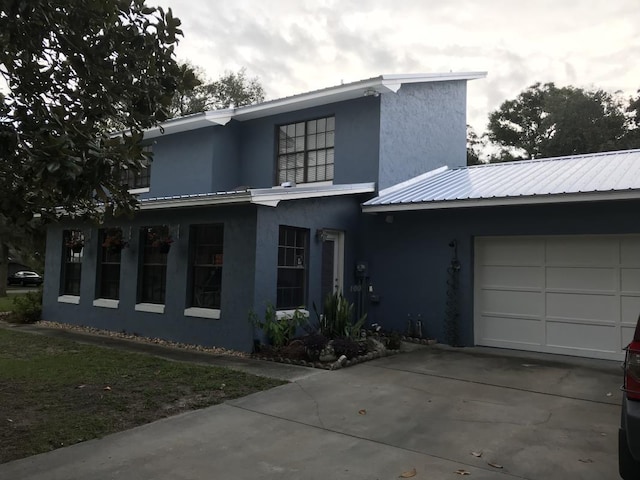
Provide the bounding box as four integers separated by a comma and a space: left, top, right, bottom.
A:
138, 183, 376, 211
362, 190, 640, 213
143, 110, 234, 140
233, 72, 487, 122
138, 72, 486, 138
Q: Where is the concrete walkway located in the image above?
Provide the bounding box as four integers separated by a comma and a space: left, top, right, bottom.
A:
0, 323, 623, 480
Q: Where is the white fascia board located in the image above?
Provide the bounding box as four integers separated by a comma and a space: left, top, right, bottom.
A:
138, 192, 251, 210
143, 111, 233, 140
233, 72, 487, 121
234, 80, 389, 121
362, 190, 640, 213
251, 183, 376, 207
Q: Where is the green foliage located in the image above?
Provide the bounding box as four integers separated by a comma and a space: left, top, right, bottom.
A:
314, 291, 366, 339
466, 124, 485, 165
250, 303, 308, 348
169, 65, 266, 117
331, 336, 361, 359
486, 82, 637, 161
0, 0, 199, 226
11, 289, 42, 323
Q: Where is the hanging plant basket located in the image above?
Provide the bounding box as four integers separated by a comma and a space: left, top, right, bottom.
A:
103, 229, 128, 254
159, 242, 171, 254
71, 244, 83, 253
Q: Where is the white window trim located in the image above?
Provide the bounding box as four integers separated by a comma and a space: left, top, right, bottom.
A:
184, 307, 221, 320
135, 303, 165, 314
276, 309, 309, 320
93, 298, 119, 309
58, 295, 80, 305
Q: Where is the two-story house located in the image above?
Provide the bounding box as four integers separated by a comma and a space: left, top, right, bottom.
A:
41, 72, 485, 352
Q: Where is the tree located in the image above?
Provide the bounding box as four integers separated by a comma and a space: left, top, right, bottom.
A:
627, 90, 640, 147
466, 125, 484, 165
0, 0, 198, 295
169, 66, 265, 117
487, 82, 630, 160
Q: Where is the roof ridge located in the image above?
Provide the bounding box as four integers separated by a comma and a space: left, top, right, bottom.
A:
459, 148, 640, 171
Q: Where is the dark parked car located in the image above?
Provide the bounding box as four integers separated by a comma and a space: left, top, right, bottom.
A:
7, 271, 43, 286
621, 318, 640, 479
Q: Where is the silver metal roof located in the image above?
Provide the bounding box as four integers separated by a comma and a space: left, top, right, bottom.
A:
363, 149, 640, 212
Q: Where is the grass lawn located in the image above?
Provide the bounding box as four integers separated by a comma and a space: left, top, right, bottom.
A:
0, 328, 285, 464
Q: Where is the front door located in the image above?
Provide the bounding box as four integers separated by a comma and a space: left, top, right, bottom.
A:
320, 230, 344, 301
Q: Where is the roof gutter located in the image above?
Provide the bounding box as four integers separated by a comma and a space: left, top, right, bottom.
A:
362, 190, 640, 213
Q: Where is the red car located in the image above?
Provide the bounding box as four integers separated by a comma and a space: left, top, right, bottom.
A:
621, 318, 640, 478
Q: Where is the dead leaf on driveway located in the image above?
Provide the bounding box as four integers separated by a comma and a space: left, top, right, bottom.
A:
470, 451, 482, 457
579, 458, 593, 464
358, 409, 367, 415
399, 467, 416, 478
487, 462, 503, 469
454, 469, 470, 475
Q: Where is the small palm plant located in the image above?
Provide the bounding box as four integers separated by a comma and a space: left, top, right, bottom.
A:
314, 291, 366, 339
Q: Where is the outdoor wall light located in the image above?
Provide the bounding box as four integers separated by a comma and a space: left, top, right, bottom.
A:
316, 228, 328, 242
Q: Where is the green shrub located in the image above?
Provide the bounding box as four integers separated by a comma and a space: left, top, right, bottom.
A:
332, 336, 361, 359
250, 303, 308, 348
12, 289, 43, 323
313, 291, 366, 339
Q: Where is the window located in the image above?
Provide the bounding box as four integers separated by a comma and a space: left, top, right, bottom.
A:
138, 225, 171, 304
122, 145, 152, 189
62, 230, 83, 296
277, 116, 335, 184
189, 224, 224, 309
96, 228, 123, 300
277, 226, 308, 309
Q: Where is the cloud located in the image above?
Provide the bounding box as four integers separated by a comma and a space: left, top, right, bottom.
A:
156, 0, 640, 133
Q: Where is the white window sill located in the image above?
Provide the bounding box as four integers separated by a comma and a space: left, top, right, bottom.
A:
93, 298, 119, 309
128, 187, 150, 195
135, 303, 165, 314
58, 295, 80, 305
184, 307, 221, 320
276, 309, 309, 319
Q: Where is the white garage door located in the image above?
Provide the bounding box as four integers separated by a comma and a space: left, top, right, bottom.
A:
474, 235, 640, 360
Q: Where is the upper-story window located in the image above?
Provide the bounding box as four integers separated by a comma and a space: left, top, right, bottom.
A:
277, 116, 335, 185
122, 145, 152, 190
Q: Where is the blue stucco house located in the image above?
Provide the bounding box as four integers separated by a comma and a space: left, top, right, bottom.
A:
42, 72, 485, 352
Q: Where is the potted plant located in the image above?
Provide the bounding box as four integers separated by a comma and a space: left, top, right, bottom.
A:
102, 228, 128, 253
147, 226, 173, 253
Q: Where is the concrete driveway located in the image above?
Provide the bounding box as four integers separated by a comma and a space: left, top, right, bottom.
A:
0, 345, 622, 480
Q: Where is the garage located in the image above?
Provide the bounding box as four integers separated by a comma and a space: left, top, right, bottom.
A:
474, 235, 640, 360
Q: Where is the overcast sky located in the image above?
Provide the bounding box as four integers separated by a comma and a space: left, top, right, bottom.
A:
155, 0, 639, 133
